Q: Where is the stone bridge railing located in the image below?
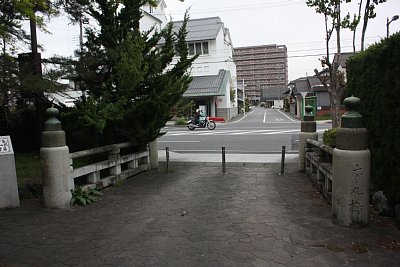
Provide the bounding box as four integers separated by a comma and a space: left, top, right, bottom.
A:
40, 107, 157, 209
299, 96, 371, 228
70, 142, 149, 191
305, 138, 334, 204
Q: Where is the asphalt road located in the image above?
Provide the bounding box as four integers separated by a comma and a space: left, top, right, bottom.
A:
158, 107, 331, 153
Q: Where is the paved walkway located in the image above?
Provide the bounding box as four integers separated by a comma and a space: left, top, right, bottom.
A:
157, 150, 298, 165
1, 163, 399, 266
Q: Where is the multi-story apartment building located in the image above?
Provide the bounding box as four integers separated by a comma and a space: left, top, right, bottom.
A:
233, 44, 288, 108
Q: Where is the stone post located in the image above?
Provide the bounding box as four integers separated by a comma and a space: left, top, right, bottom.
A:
148, 140, 159, 170
332, 96, 370, 227
40, 107, 73, 208
299, 105, 318, 172
0, 136, 20, 208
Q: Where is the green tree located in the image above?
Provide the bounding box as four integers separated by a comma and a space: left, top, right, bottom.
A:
307, 0, 346, 127
306, 0, 387, 127
70, 0, 196, 145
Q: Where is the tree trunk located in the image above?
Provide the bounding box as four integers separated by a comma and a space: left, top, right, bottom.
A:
354, 0, 363, 52
361, 0, 371, 51
330, 90, 341, 128
332, 2, 342, 128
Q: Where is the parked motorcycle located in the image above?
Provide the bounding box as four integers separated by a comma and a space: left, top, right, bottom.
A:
187, 116, 216, 130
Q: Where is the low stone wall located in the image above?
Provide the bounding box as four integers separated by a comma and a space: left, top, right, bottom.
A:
217, 107, 238, 121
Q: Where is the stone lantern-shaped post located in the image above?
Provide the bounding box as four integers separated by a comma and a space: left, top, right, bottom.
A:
299, 105, 317, 172
332, 96, 370, 227
40, 107, 73, 208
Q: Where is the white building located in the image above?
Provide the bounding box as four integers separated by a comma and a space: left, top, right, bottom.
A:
68, 3, 238, 120
140, 0, 167, 32
171, 17, 238, 120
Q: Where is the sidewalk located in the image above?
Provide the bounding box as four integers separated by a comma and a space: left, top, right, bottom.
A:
1, 161, 399, 266
158, 150, 298, 166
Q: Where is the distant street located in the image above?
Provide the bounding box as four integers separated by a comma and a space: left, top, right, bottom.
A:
158, 107, 331, 153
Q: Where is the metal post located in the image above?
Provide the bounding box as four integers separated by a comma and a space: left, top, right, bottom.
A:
222, 146, 226, 174
280, 146, 286, 175
166, 147, 169, 172
242, 79, 246, 116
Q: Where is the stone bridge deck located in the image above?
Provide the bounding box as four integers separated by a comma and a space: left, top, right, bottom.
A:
1, 163, 399, 266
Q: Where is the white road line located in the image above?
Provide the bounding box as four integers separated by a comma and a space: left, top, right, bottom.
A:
226, 109, 255, 124
263, 109, 267, 123
230, 129, 276, 135
164, 129, 300, 136
261, 129, 299, 135
158, 141, 200, 143
277, 109, 296, 122
191, 130, 246, 135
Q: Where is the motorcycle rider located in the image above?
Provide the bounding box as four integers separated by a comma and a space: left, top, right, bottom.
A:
194, 109, 206, 126
194, 109, 200, 125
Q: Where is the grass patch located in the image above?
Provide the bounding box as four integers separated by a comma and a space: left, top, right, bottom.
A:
15, 152, 41, 187
15, 152, 42, 198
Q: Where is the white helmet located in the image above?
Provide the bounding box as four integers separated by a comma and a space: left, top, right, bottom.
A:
196, 109, 200, 112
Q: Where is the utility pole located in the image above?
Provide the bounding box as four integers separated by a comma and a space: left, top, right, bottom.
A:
79, 17, 89, 52
242, 79, 246, 116
30, 18, 38, 54
79, 18, 83, 51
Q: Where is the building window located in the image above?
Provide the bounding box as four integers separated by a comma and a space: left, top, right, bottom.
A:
202, 42, 209, 54
149, 6, 154, 13
188, 42, 209, 55
188, 43, 195, 55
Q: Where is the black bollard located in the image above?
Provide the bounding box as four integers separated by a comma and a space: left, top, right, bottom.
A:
280, 146, 286, 175
222, 146, 226, 174
166, 147, 170, 172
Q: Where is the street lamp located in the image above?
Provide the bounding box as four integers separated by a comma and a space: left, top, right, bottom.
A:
387, 15, 399, 38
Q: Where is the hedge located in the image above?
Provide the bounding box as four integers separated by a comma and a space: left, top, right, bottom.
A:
346, 32, 400, 204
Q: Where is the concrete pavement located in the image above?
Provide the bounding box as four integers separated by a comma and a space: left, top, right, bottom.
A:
158, 150, 298, 165
1, 158, 399, 266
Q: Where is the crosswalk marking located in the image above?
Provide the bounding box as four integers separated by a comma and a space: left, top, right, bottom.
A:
164, 129, 326, 137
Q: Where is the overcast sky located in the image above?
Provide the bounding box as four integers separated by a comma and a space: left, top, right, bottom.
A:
36, 0, 400, 81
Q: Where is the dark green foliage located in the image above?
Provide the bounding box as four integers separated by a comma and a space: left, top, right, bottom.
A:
70, 186, 103, 206
67, 1, 196, 146
346, 33, 400, 204
323, 128, 337, 147
174, 118, 187, 126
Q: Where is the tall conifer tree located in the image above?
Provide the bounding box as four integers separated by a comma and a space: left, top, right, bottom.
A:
71, 0, 196, 144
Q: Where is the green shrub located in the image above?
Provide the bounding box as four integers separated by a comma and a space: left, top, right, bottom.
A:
70, 187, 103, 206
347, 32, 400, 204
323, 128, 337, 148
174, 117, 187, 125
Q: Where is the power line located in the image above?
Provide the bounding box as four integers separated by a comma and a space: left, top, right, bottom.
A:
166, 0, 305, 16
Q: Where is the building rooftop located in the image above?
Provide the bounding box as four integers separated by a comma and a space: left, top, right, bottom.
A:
333, 52, 356, 68
173, 17, 223, 42
184, 69, 229, 97
234, 44, 287, 50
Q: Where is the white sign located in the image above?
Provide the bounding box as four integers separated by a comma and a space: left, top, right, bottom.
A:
0, 137, 11, 153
